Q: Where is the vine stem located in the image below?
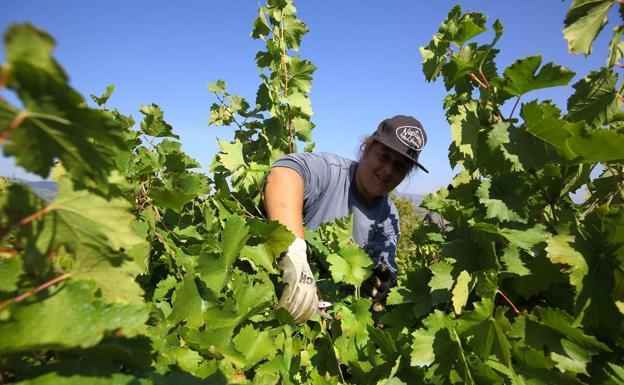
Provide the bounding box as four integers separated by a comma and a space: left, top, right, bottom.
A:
468, 72, 489, 89
496, 289, 521, 315
0, 110, 29, 146
214, 93, 246, 131
320, 320, 346, 384
0, 206, 53, 240
18, 206, 52, 227
0, 64, 8, 89
0, 273, 72, 311
278, 17, 295, 154
508, 96, 521, 120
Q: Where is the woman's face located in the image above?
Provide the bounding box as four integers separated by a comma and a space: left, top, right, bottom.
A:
355, 141, 412, 203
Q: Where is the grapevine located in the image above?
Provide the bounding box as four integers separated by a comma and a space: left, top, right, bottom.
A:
1, 1, 624, 384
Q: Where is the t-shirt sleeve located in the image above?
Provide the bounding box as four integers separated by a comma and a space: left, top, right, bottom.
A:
271, 153, 332, 205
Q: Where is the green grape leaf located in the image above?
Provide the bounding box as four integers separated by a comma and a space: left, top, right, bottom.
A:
150, 186, 197, 212
500, 56, 575, 97
410, 310, 455, 368
545, 233, 588, 296
514, 255, 567, 299
462, 306, 512, 367
252, 8, 271, 38
451, 270, 471, 315
476, 179, 526, 223
241, 219, 294, 274
567, 68, 620, 127
326, 245, 372, 288
1, 72, 127, 183
335, 298, 373, 349
226, 95, 249, 116
292, 116, 314, 142
233, 324, 277, 368
4, 23, 67, 81
249, 219, 295, 260
428, 261, 454, 291
486, 121, 523, 172
499, 225, 548, 251
208, 79, 226, 94
139, 104, 179, 139
284, 91, 312, 117
449, 101, 479, 161
0, 280, 148, 354
0, 257, 23, 292
420, 36, 451, 82
168, 272, 204, 328
240, 244, 277, 274
213, 139, 245, 172
605, 363, 624, 384
440, 5, 487, 46
182, 326, 247, 369
12, 372, 143, 385
30, 178, 144, 254
523, 100, 578, 160
608, 25, 624, 67
410, 328, 436, 367
281, 15, 308, 50
525, 307, 610, 375
90, 84, 115, 106
202, 270, 274, 330
564, 0, 615, 56
198, 215, 249, 294
286, 56, 315, 94
566, 126, 624, 163
368, 326, 399, 359
500, 246, 531, 277
173, 346, 204, 376
69, 247, 145, 305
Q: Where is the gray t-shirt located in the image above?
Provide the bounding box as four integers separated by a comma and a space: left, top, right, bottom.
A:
272, 152, 400, 275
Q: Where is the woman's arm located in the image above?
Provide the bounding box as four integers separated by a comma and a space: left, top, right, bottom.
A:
264, 166, 318, 323
263, 166, 305, 238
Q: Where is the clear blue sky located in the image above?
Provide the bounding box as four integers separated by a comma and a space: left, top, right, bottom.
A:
0, 1, 618, 194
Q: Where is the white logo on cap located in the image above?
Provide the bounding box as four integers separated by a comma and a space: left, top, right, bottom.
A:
396, 126, 425, 151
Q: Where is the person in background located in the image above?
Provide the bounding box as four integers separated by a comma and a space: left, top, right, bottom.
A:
263, 115, 429, 323
423, 184, 453, 231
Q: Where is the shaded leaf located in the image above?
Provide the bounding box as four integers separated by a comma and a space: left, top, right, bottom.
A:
0, 280, 148, 354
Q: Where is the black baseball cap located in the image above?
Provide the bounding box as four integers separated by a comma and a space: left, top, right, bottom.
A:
372, 115, 429, 173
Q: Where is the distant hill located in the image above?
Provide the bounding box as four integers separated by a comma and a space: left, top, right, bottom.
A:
394, 192, 428, 217
3, 179, 59, 201
4, 178, 431, 209
23, 180, 58, 201
396, 192, 423, 207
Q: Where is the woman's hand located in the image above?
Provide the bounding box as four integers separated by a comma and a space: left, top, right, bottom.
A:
278, 237, 318, 323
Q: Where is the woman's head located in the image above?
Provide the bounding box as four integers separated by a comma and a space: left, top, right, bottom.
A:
370, 115, 429, 173
354, 115, 429, 202
354, 140, 413, 202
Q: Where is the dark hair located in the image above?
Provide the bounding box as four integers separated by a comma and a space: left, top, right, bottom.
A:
358, 135, 376, 160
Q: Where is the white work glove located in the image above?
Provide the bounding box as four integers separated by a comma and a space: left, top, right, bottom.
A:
278, 237, 318, 323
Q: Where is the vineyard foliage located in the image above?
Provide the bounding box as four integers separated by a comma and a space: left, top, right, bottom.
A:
1, 0, 624, 384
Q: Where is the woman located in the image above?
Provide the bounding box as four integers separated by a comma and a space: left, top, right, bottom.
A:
263, 115, 428, 323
